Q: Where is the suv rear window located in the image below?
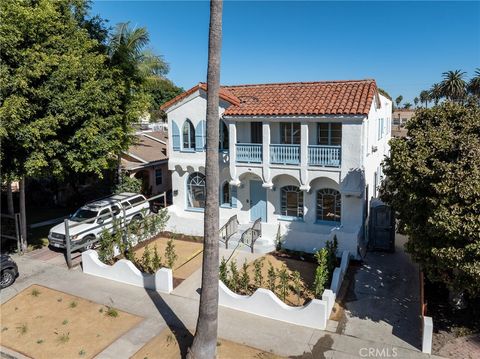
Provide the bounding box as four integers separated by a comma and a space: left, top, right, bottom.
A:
129, 196, 144, 205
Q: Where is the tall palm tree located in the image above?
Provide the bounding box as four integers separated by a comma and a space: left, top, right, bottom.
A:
414, 97, 419, 108
395, 95, 403, 108
440, 70, 467, 102
419, 90, 430, 108
468, 68, 480, 98
429, 83, 442, 105
187, 0, 223, 358
404, 102, 412, 109
108, 23, 167, 184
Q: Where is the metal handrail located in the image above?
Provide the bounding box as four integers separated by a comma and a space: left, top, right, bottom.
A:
240, 217, 262, 253
219, 215, 239, 249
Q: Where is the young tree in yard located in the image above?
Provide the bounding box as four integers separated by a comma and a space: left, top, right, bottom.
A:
381, 102, 480, 298
0, 0, 126, 241
187, 1, 223, 357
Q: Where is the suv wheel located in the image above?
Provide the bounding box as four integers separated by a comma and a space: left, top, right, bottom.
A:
130, 214, 142, 224
80, 236, 96, 252
0, 269, 16, 289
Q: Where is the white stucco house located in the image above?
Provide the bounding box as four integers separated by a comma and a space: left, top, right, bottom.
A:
161, 80, 391, 258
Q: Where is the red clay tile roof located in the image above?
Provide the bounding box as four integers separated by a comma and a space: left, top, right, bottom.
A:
161, 79, 379, 116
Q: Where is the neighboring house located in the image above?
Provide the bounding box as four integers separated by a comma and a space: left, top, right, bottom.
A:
121, 131, 171, 197
161, 80, 391, 257
392, 108, 415, 137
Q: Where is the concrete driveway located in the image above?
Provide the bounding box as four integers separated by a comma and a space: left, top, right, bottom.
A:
336, 234, 422, 351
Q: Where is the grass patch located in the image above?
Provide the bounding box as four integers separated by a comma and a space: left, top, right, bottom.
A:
16, 323, 28, 335
79, 349, 86, 356
69, 301, 78, 309
36, 339, 44, 344
62, 319, 69, 325
56, 332, 70, 344
105, 307, 119, 318
31, 288, 41, 297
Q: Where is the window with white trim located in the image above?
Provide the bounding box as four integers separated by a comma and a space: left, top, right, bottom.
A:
187, 172, 205, 208
281, 186, 303, 218
280, 122, 301, 144
221, 181, 231, 206
317, 189, 341, 222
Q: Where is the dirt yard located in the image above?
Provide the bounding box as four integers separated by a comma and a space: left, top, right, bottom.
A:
134, 237, 203, 280
245, 253, 317, 306
131, 326, 283, 359
0, 285, 142, 359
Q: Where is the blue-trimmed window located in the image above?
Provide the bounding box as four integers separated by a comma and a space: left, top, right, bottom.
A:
317, 188, 341, 223
183, 120, 196, 150
318, 123, 342, 145
187, 172, 205, 209
281, 186, 303, 218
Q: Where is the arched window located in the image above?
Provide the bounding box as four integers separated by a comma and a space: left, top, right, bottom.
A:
221, 181, 231, 206
317, 189, 341, 222
219, 121, 229, 150
281, 186, 303, 218
182, 120, 195, 150
187, 172, 205, 208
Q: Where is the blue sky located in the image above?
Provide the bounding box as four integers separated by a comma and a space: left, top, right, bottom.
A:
92, 1, 480, 104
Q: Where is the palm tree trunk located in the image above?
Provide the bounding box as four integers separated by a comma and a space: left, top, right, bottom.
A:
187, 1, 223, 358
6, 178, 14, 215
19, 177, 27, 249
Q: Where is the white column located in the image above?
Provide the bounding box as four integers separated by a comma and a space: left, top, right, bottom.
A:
228, 122, 240, 186
300, 122, 310, 191
262, 121, 272, 188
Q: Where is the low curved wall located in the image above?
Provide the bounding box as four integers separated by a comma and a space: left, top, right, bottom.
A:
82, 250, 173, 294
218, 281, 328, 330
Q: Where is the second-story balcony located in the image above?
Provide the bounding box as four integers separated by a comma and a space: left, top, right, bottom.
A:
308, 145, 341, 167
270, 144, 300, 165
236, 143, 262, 163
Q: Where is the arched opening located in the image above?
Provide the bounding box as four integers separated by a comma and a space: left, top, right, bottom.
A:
182, 120, 195, 150
317, 188, 341, 222
281, 185, 303, 218
221, 181, 231, 206
186, 172, 205, 208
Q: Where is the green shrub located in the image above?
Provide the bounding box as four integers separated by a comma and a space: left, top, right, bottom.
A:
325, 236, 338, 273
277, 265, 290, 302
151, 245, 163, 271
140, 245, 153, 272
228, 260, 240, 292
240, 260, 250, 294
219, 257, 228, 285
253, 258, 264, 288
267, 262, 277, 293
114, 174, 141, 194
106, 307, 119, 318
291, 270, 302, 305
313, 248, 329, 298
165, 239, 178, 269
98, 229, 115, 264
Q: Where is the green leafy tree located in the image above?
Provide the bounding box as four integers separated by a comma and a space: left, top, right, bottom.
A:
146, 78, 183, 121
114, 174, 142, 194
152, 245, 162, 271
228, 259, 240, 292
381, 102, 480, 297
0, 0, 126, 239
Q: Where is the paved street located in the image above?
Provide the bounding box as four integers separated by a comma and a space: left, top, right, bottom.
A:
1, 245, 436, 358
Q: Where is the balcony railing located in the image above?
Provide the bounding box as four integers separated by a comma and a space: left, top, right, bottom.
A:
308, 145, 341, 167
236, 143, 262, 163
270, 144, 300, 165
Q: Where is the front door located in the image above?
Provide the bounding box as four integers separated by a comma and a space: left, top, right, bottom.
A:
370, 205, 395, 252
249, 180, 266, 222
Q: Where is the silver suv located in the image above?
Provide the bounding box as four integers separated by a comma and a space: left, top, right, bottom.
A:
48, 192, 150, 250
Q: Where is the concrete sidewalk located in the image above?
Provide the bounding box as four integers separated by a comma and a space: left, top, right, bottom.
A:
1, 253, 436, 358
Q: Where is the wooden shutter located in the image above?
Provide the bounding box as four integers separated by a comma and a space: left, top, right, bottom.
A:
195, 120, 206, 151
172, 121, 180, 151
230, 185, 237, 208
